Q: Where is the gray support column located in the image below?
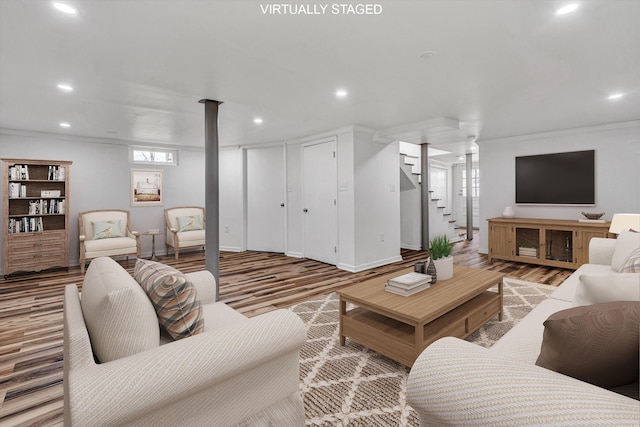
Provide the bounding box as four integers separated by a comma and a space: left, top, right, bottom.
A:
420, 143, 430, 250
466, 152, 473, 240
199, 99, 222, 300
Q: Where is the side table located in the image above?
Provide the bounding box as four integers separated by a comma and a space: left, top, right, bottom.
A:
141, 230, 164, 261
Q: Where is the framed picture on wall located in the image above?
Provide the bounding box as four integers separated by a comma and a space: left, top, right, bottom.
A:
131, 169, 163, 206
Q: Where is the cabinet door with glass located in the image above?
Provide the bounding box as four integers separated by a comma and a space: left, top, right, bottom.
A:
513, 226, 542, 262
541, 227, 578, 268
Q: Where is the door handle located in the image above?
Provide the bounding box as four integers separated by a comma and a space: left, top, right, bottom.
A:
281, 203, 285, 207
303, 208, 308, 213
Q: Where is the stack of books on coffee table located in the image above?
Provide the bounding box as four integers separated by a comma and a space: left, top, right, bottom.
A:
385, 272, 432, 296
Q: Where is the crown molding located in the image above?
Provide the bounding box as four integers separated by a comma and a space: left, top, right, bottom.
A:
477, 120, 640, 145
0, 127, 206, 152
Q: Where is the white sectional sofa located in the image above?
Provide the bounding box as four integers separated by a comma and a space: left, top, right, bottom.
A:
407, 232, 640, 426
64, 257, 307, 427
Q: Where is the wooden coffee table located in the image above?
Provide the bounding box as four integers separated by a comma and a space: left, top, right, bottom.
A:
337, 265, 504, 367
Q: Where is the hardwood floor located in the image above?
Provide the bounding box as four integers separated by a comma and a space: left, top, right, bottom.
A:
0, 234, 572, 426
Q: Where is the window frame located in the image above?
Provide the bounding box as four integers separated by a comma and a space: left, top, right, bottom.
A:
129, 146, 179, 166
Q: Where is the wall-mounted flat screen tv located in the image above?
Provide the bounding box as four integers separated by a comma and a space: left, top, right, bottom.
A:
515, 150, 595, 205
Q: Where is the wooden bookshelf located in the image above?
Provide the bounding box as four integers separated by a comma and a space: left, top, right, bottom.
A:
2, 158, 72, 276
488, 217, 612, 269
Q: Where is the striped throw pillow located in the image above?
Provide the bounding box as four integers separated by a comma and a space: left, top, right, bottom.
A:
134, 259, 204, 340
620, 247, 640, 273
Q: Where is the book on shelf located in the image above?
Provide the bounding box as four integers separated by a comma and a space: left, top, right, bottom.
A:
9, 182, 21, 198
518, 247, 537, 258
8, 217, 43, 233
387, 272, 432, 288
9, 166, 19, 181
385, 281, 431, 296
41, 190, 61, 197
48, 165, 65, 181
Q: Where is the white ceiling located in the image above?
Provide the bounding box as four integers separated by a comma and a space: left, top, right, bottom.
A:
1, 0, 639, 160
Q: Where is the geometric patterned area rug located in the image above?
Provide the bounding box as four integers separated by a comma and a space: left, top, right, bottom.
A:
289, 277, 556, 426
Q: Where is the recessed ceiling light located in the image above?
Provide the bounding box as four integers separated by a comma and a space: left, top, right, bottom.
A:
335, 89, 348, 98
57, 83, 74, 92
556, 4, 578, 15
253, 118, 263, 124
53, 2, 77, 14
608, 93, 624, 100
59, 122, 71, 128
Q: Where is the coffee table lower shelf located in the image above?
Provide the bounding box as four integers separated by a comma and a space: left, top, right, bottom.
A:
340, 291, 501, 367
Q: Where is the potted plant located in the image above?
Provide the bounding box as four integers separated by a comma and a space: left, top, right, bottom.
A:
429, 234, 454, 280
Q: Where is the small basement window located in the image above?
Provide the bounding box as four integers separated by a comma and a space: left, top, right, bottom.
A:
129, 146, 178, 165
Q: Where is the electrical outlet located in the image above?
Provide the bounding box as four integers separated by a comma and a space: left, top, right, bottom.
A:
380, 233, 385, 242
224, 225, 230, 233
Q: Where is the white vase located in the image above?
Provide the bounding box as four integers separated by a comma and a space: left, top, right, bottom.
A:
433, 256, 454, 280
502, 206, 515, 218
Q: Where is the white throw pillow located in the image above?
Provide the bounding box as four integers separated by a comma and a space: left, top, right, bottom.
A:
611, 230, 640, 272
80, 257, 159, 362
574, 274, 640, 306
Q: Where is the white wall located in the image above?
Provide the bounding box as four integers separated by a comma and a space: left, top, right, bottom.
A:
285, 142, 303, 257
219, 147, 243, 252
0, 130, 206, 271
352, 131, 402, 270
335, 130, 356, 269
478, 121, 640, 253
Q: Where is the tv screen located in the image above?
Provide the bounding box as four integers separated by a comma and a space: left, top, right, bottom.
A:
515, 150, 595, 205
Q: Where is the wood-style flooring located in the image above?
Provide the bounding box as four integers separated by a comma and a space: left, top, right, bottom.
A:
0, 234, 572, 426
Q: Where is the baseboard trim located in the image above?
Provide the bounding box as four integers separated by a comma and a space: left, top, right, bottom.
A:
286, 251, 303, 258
337, 255, 403, 273
220, 246, 242, 253
401, 244, 422, 250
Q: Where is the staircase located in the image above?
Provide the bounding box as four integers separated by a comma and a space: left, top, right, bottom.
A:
400, 152, 465, 250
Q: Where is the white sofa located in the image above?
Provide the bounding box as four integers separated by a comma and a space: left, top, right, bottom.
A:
407, 233, 640, 426
63, 257, 307, 426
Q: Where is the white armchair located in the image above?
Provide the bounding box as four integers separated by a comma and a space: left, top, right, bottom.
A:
78, 209, 140, 273
63, 257, 307, 426
165, 206, 205, 259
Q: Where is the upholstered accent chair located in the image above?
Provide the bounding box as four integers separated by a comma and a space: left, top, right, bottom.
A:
165, 206, 205, 259
78, 209, 140, 273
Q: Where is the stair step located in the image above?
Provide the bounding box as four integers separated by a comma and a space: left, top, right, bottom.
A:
401, 153, 419, 159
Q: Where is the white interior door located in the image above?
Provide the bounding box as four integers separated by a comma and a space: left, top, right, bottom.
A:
430, 166, 448, 208
246, 145, 285, 252
302, 138, 337, 265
